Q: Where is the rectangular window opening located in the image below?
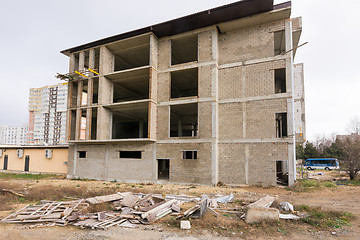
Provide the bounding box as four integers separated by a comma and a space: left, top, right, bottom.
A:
92, 77, 99, 104
276, 112, 288, 138
91, 108, 97, 140
78, 151, 86, 158
274, 30, 285, 55
275, 68, 286, 93
171, 35, 198, 65
120, 151, 142, 159
183, 151, 198, 159
170, 103, 198, 137
80, 109, 87, 140
171, 68, 198, 99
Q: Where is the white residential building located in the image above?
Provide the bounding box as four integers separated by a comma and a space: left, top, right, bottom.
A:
0, 124, 28, 145
27, 83, 68, 145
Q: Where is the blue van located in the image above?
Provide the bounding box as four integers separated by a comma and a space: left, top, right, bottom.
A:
304, 158, 339, 171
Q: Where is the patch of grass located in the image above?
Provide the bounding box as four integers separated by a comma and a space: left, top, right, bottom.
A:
0, 173, 56, 180
296, 205, 356, 229
323, 181, 336, 188
290, 180, 337, 192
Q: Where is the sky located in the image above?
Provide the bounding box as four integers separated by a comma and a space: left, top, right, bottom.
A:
0, 0, 359, 141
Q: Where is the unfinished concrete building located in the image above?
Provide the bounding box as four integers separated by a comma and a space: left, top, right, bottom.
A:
61, 0, 305, 186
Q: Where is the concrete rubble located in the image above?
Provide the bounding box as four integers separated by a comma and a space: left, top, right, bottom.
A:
1, 192, 303, 230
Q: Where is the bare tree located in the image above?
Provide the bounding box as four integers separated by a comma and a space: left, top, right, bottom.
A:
346, 116, 360, 135
338, 117, 360, 180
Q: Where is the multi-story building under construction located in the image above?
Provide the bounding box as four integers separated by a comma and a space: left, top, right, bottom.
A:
61, 0, 305, 186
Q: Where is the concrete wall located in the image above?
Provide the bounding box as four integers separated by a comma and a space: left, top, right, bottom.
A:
0, 147, 68, 174
68, 143, 155, 182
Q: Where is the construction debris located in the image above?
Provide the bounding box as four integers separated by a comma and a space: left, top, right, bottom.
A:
180, 220, 191, 230
0, 189, 25, 197
279, 201, 294, 212
1, 191, 303, 230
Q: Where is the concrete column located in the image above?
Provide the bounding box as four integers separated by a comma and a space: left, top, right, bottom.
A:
211, 29, 219, 186
97, 107, 112, 140
69, 53, 75, 73
285, 19, 296, 186
75, 109, 81, 140
79, 51, 85, 72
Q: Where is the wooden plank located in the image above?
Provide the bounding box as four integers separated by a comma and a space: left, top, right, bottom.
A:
141, 199, 176, 221
86, 193, 123, 204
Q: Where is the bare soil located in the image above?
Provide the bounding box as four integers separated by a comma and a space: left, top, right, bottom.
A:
0, 171, 359, 240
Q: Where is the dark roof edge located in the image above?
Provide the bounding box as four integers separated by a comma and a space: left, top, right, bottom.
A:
273, 1, 291, 10
61, 0, 291, 55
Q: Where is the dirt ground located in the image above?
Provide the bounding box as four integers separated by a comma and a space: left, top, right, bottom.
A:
0, 170, 359, 240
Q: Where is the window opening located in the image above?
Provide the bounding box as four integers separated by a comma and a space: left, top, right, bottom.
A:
170, 103, 198, 137
119, 151, 142, 159
78, 151, 86, 158
275, 68, 286, 93
171, 35, 198, 65
183, 151, 198, 159
276, 113, 288, 138
171, 68, 198, 98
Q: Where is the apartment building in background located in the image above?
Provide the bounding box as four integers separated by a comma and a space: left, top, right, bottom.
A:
61, 0, 305, 186
27, 83, 68, 145
0, 125, 28, 145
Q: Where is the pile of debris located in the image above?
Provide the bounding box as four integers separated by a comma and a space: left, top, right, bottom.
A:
1, 192, 220, 229
1, 191, 302, 229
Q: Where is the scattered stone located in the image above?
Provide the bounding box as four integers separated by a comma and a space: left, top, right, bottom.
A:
180, 220, 191, 230
245, 206, 279, 224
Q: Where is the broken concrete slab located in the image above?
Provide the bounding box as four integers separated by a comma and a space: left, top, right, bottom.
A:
245, 206, 279, 224
247, 195, 275, 208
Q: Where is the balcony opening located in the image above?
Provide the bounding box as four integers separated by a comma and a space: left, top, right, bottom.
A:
171, 68, 198, 99
170, 103, 198, 137
80, 109, 87, 140
276, 112, 288, 138
71, 81, 78, 108
81, 79, 88, 106
112, 70, 149, 103
274, 30, 285, 55
171, 34, 198, 65
91, 108, 97, 140
112, 106, 148, 139
120, 151, 142, 159
69, 110, 77, 140
92, 77, 99, 104
275, 68, 286, 93
107, 36, 150, 72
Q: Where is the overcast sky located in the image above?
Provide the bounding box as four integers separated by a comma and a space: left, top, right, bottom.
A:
0, 0, 359, 141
